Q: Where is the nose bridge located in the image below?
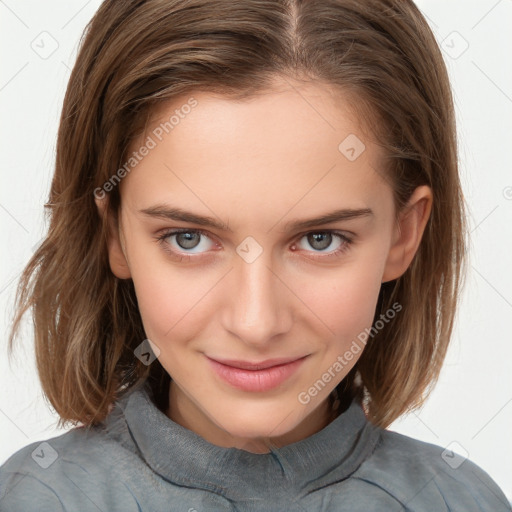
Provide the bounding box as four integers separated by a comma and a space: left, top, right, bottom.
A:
222, 240, 290, 344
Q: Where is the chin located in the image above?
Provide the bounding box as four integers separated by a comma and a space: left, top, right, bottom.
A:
208, 402, 307, 443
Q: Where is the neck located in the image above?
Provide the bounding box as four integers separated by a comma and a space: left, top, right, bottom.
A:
165, 382, 342, 454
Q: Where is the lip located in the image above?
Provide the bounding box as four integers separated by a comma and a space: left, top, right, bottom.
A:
206, 355, 308, 392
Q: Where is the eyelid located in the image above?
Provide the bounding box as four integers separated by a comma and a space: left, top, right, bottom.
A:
294, 227, 356, 241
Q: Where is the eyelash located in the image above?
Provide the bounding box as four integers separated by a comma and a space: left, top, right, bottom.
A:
154, 228, 354, 263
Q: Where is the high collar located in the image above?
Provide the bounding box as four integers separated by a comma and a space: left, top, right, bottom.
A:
115, 380, 381, 499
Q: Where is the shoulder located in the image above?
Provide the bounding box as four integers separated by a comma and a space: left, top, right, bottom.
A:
0, 429, 86, 510
352, 427, 511, 511
0, 414, 146, 511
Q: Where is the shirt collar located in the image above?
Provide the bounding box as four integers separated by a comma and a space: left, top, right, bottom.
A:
115, 380, 380, 498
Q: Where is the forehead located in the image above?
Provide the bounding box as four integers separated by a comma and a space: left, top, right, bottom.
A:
121, 80, 392, 224
144, 80, 371, 158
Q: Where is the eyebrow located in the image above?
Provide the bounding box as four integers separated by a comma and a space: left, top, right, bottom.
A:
139, 205, 233, 231
282, 207, 373, 231
138, 204, 374, 232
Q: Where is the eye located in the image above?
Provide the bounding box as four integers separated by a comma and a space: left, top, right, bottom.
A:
155, 229, 217, 261
155, 228, 353, 262
291, 231, 353, 260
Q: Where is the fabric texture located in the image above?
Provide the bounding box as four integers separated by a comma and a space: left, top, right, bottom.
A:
0, 380, 510, 511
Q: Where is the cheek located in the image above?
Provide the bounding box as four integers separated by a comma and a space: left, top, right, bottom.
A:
125, 242, 206, 342
292, 255, 385, 342
132, 268, 209, 343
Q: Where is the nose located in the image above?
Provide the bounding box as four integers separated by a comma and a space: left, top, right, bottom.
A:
220, 246, 293, 347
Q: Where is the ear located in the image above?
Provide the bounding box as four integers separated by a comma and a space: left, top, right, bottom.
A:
381, 185, 433, 283
95, 196, 132, 279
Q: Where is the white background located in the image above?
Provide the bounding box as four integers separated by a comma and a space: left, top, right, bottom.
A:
1, 0, 511, 504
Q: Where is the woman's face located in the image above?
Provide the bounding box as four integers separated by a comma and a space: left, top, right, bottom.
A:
104, 78, 431, 452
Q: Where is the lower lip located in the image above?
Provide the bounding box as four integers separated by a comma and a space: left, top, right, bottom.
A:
207, 356, 307, 392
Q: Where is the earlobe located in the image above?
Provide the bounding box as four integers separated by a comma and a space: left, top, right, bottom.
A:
95, 196, 132, 279
381, 185, 433, 283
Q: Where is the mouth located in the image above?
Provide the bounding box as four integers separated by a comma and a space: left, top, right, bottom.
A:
206, 355, 309, 392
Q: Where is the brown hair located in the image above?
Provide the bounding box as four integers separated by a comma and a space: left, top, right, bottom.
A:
8, 0, 467, 429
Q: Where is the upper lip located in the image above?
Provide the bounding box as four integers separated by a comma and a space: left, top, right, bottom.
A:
207, 355, 308, 370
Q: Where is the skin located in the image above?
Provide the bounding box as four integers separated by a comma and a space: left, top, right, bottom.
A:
97, 77, 432, 454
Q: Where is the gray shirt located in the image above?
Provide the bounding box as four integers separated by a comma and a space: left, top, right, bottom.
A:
0, 380, 510, 511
